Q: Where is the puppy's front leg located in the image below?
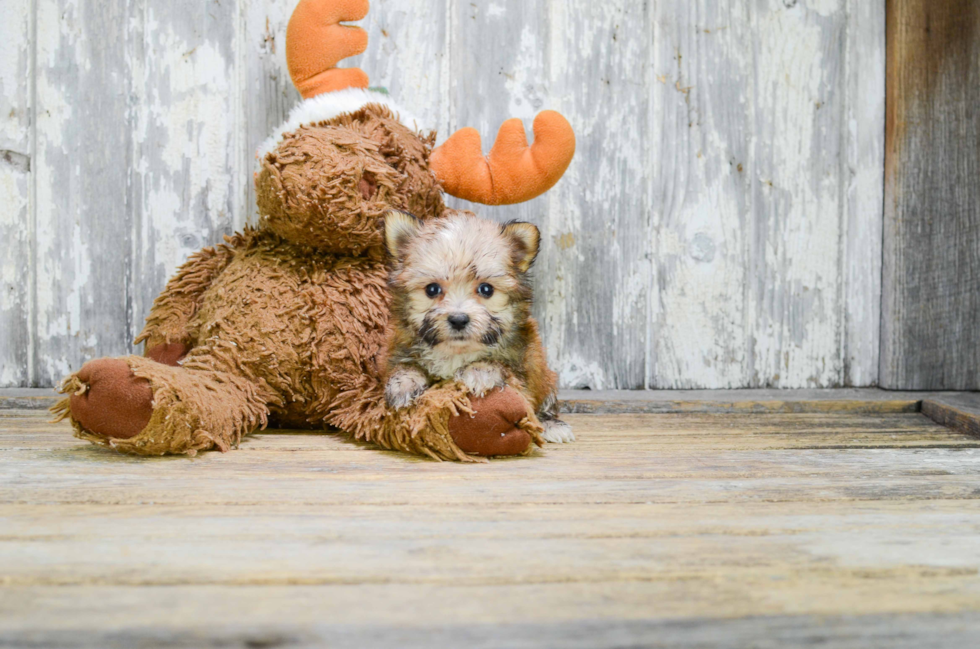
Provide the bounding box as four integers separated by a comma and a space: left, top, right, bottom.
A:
455, 361, 507, 398
537, 390, 576, 444
385, 365, 430, 409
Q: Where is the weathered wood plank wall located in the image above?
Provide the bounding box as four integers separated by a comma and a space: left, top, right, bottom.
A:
881, 0, 980, 390
0, 0, 885, 390
0, 1, 34, 387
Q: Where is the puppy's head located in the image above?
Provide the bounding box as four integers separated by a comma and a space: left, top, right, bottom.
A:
385, 210, 539, 355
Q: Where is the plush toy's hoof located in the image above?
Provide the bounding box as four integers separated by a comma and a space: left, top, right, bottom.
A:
448, 387, 533, 457
145, 342, 190, 366
69, 359, 153, 440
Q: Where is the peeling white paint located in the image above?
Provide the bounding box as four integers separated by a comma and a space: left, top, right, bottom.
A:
138, 20, 236, 281
504, 25, 545, 120
2, 0, 886, 390
557, 353, 608, 391
487, 4, 507, 19
33, 0, 92, 382
749, 4, 845, 387
806, 0, 844, 18
0, 0, 33, 386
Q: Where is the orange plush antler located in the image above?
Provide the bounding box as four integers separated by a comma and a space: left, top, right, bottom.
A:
287, 0, 370, 98
430, 111, 576, 205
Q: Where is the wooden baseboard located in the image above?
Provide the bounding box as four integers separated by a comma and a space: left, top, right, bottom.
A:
921, 395, 980, 439
557, 388, 929, 415
3, 387, 978, 438
0, 389, 61, 410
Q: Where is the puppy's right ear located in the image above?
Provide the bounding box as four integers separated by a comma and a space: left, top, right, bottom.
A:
384, 210, 422, 261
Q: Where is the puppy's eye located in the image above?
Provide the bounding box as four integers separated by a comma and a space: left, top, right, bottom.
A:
425, 283, 443, 298
477, 283, 495, 298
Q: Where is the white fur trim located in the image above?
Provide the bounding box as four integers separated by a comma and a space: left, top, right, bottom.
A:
257, 88, 425, 161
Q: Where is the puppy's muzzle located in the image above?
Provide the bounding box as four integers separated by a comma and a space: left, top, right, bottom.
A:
447, 313, 470, 331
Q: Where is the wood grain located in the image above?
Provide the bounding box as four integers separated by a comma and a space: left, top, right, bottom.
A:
129, 0, 247, 346
2, 411, 978, 508
3, 498, 980, 587
1, 592, 978, 649
881, 0, 980, 389
842, 0, 886, 387
243, 0, 302, 224
1, 409, 979, 645
349, 0, 450, 136
540, 0, 652, 390
650, 2, 881, 388
32, 0, 136, 385
3, 1, 889, 390
0, 385, 962, 416
648, 0, 883, 389
0, 0, 33, 387
649, 0, 752, 389
921, 393, 980, 439
747, 1, 849, 389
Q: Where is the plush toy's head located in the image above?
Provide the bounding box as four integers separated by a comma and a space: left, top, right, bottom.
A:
256, 102, 445, 255
254, 0, 577, 256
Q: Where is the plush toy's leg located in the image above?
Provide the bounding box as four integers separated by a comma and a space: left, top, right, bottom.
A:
53, 355, 272, 456
325, 374, 544, 462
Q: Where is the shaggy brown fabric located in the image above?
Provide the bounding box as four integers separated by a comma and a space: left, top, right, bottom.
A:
54, 103, 550, 461
135, 236, 244, 349
57, 355, 271, 456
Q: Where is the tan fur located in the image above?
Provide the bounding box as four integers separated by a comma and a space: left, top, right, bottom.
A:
55, 104, 545, 461
383, 212, 565, 428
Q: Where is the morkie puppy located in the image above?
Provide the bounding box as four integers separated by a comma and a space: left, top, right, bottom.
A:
382, 209, 573, 444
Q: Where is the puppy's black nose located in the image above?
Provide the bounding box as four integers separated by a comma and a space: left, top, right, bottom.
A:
447, 313, 470, 331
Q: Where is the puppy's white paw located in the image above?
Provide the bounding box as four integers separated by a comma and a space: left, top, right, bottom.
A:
541, 419, 575, 444
385, 367, 429, 409
455, 362, 506, 398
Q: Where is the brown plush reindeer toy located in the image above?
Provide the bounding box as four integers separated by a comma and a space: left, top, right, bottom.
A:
54, 0, 576, 461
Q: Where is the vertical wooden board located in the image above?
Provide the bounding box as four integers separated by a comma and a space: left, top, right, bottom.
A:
536, 0, 651, 389
0, 0, 33, 387
647, 1, 754, 389
32, 0, 137, 384
649, 0, 865, 389
447, 0, 634, 389
841, 0, 884, 387
745, 0, 849, 389
347, 0, 450, 137
243, 0, 302, 223
7, 0, 891, 389
881, 0, 980, 390
445, 0, 552, 231
130, 0, 246, 345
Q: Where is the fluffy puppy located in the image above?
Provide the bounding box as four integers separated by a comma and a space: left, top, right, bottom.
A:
383, 210, 573, 444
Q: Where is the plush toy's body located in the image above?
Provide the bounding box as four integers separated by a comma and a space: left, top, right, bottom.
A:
54, 0, 575, 461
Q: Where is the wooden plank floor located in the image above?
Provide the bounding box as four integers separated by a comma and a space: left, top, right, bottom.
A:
2, 409, 980, 647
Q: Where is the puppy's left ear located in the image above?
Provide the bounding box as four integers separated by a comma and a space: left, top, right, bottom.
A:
502, 221, 540, 272
384, 210, 422, 261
